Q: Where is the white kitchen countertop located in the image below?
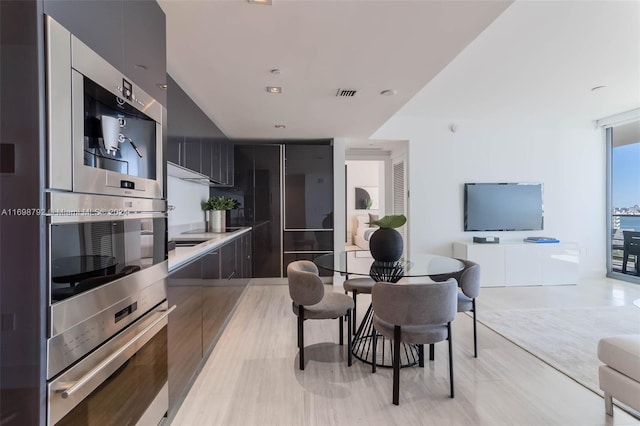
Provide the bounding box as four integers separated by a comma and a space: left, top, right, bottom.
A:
168, 227, 251, 272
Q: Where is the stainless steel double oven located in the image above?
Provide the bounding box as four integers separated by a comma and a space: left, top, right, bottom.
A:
45, 17, 170, 426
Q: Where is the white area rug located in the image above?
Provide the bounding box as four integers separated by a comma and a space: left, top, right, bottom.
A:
477, 305, 640, 394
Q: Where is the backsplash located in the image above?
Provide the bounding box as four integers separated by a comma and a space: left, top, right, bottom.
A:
167, 176, 209, 237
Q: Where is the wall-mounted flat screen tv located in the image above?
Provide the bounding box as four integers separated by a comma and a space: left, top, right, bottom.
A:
464, 183, 543, 231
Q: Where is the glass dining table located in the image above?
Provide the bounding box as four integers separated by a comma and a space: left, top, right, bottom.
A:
314, 250, 464, 368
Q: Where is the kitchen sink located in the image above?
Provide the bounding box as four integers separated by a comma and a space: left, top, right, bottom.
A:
173, 240, 208, 247
181, 227, 242, 234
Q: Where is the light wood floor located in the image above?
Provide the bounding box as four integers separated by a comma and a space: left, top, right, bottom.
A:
171, 277, 640, 426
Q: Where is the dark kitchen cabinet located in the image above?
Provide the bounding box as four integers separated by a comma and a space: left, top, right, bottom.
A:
167, 136, 183, 166
167, 137, 234, 185
166, 76, 234, 185
226, 140, 235, 186
204, 138, 233, 185
201, 280, 245, 355
284, 144, 334, 229
241, 232, 252, 278
168, 255, 203, 279
201, 139, 213, 179
220, 140, 229, 185
184, 137, 202, 173
166, 231, 250, 420
167, 276, 202, 418
237, 145, 282, 278
123, 0, 167, 105
220, 239, 237, 280
209, 139, 222, 183
44, 1, 124, 73
282, 144, 334, 276
44, 0, 167, 106
202, 137, 233, 185
201, 250, 220, 279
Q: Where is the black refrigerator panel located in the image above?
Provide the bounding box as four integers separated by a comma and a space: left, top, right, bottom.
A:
252, 145, 282, 278
284, 145, 333, 230
232, 145, 281, 278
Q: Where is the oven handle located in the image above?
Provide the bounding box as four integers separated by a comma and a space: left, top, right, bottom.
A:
58, 304, 176, 399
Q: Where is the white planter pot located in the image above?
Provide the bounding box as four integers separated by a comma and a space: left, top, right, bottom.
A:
207, 210, 226, 232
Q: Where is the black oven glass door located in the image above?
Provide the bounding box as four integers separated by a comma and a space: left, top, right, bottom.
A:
83, 77, 157, 180
50, 217, 166, 303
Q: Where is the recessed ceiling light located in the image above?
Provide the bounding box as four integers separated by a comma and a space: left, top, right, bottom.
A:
270, 69, 281, 75
267, 86, 282, 94
275, 124, 286, 129
591, 85, 607, 91
248, 0, 272, 4
380, 89, 397, 96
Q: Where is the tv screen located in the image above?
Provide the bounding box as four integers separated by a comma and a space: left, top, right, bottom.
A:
464, 183, 543, 231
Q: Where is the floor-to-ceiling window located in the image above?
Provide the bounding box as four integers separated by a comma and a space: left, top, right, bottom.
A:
607, 119, 640, 283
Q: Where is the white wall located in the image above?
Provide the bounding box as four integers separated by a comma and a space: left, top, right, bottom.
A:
167, 176, 210, 237
333, 138, 347, 284
374, 117, 606, 278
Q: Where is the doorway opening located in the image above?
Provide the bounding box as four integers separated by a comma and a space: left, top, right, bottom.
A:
344, 140, 409, 255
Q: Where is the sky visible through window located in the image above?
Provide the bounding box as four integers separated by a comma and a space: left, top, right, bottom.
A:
612, 142, 640, 209
612, 142, 640, 215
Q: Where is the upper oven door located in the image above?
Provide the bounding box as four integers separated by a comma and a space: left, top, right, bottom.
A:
47, 192, 167, 307
46, 16, 164, 199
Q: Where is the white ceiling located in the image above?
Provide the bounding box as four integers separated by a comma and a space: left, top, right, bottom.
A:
159, 0, 511, 140
160, 0, 640, 146
374, 0, 640, 134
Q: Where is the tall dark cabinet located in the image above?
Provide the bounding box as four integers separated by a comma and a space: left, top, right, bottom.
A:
228, 142, 333, 278
232, 145, 282, 277
283, 144, 334, 276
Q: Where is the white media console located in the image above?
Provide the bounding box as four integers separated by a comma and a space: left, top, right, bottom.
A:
452, 241, 579, 287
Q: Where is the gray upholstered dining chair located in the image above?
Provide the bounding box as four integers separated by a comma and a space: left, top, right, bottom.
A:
287, 260, 354, 370
371, 279, 457, 405
430, 259, 481, 357
343, 277, 375, 333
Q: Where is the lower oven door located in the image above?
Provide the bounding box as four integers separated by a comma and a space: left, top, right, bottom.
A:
48, 302, 175, 426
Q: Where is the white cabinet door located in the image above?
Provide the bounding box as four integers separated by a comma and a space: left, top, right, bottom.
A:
540, 243, 580, 285
453, 242, 505, 287
453, 241, 579, 287
504, 244, 542, 286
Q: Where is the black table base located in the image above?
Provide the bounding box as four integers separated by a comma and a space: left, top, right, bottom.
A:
352, 304, 420, 368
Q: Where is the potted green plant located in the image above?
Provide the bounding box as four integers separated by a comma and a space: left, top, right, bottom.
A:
202, 196, 237, 232
368, 214, 407, 262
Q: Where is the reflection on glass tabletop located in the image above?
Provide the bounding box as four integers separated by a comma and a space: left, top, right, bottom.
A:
314, 250, 464, 279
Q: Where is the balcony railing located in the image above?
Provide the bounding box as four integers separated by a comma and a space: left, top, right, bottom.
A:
611, 214, 639, 275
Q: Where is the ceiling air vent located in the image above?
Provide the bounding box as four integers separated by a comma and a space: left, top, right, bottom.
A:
336, 89, 357, 97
